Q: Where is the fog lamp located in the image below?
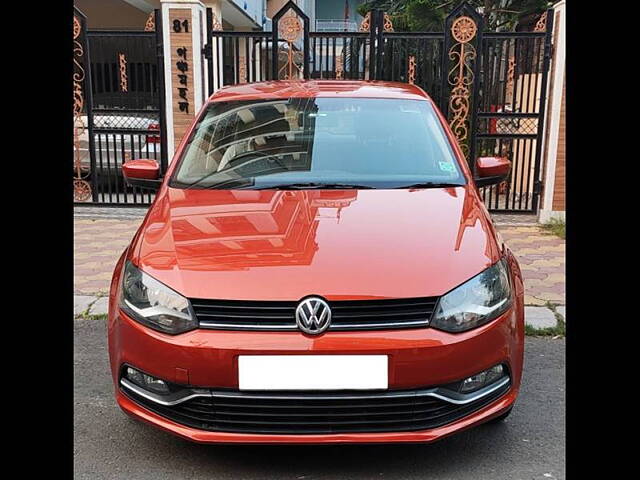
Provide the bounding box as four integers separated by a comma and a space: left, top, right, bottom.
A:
460, 364, 506, 393
125, 366, 170, 395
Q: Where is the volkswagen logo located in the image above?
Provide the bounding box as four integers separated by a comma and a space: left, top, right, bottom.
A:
295, 297, 332, 335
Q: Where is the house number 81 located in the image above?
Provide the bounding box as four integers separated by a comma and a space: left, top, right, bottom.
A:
173, 19, 189, 33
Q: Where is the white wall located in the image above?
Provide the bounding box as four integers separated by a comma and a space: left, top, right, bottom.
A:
229, 0, 265, 26
538, 0, 566, 222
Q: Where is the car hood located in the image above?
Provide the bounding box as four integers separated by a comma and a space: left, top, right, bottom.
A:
133, 186, 503, 300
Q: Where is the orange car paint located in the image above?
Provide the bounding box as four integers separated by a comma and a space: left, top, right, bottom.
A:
108, 80, 524, 444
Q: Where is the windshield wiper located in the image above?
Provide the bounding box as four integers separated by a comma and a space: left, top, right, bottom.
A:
394, 182, 464, 189
255, 182, 375, 190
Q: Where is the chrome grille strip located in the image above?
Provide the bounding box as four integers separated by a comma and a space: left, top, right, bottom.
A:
191, 296, 438, 332
121, 376, 511, 407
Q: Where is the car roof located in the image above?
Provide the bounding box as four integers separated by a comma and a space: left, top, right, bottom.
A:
208, 80, 432, 103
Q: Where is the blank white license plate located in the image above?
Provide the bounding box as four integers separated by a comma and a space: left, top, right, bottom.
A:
238, 355, 388, 391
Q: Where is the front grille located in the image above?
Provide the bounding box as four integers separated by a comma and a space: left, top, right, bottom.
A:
190, 297, 439, 331
124, 382, 510, 434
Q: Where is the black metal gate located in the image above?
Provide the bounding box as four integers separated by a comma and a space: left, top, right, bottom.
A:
73, 8, 168, 206
203, 1, 554, 213
474, 17, 553, 212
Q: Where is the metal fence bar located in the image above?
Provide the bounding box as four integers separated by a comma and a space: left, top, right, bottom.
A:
530, 9, 554, 213
205, 8, 214, 96
154, 9, 168, 174
84, 20, 98, 202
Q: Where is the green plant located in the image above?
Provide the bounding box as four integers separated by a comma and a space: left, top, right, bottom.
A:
525, 318, 564, 337
357, 0, 556, 32
541, 217, 565, 239
525, 302, 565, 337
75, 313, 108, 321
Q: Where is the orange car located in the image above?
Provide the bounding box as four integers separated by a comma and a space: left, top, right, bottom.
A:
109, 80, 524, 444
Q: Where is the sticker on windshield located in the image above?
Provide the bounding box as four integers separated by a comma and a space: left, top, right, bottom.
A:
439, 162, 456, 173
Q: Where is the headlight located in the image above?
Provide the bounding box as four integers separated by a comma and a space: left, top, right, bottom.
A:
430, 259, 512, 333
120, 261, 197, 335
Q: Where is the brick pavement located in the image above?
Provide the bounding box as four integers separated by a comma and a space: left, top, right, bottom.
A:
74, 217, 141, 295
74, 210, 564, 305
498, 225, 565, 306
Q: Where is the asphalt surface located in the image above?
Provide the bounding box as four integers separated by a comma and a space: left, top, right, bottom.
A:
74, 317, 565, 480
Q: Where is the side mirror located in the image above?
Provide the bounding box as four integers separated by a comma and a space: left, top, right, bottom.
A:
122, 159, 162, 191
474, 157, 511, 188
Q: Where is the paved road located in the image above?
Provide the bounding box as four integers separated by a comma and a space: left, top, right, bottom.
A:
74, 317, 565, 480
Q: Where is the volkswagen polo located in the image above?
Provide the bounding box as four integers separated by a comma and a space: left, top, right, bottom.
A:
109, 80, 524, 444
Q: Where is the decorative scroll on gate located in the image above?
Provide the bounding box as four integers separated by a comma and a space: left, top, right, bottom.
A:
407, 55, 416, 85
211, 13, 222, 31
73, 10, 92, 202
359, 12, 370, 32
359, 11, 394, 32
335, 56, 344, 79
534, 11, 547, 32
272, 1, 309, 80
442, 3, 483, 161
144, 12, 155, 31
118, 53, 128, 92
278, 13, 303, 79
382, 13, 394, 32
447, 16, 477, 158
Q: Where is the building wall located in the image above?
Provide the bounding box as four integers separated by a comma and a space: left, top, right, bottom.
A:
298, 0, 315, 27
77, 0, 264, 32
552, 80, 565, 211
266, 0, 288, 18
75, 0, 152, 30
316, 0, 362, 22
267, 0, 314, 21
538, 0, 565, 221
230, 0, 263, 26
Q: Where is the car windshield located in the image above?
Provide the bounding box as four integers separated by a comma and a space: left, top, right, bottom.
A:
170, 97, 466, 190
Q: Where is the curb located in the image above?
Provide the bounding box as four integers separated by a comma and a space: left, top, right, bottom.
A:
74, 206, 148, 219
74, 295, 108, 317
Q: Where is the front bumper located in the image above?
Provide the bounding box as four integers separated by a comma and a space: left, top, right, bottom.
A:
117, 386, 516, 444
108, 305, 523, 443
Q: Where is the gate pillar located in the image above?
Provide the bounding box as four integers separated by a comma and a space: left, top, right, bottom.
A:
160, 0, 209, 156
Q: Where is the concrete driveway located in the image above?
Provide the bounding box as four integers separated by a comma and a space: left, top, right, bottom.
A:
74, 315, 565, 480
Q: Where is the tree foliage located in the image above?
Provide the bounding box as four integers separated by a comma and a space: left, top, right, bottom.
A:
357, 0, 555, 32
